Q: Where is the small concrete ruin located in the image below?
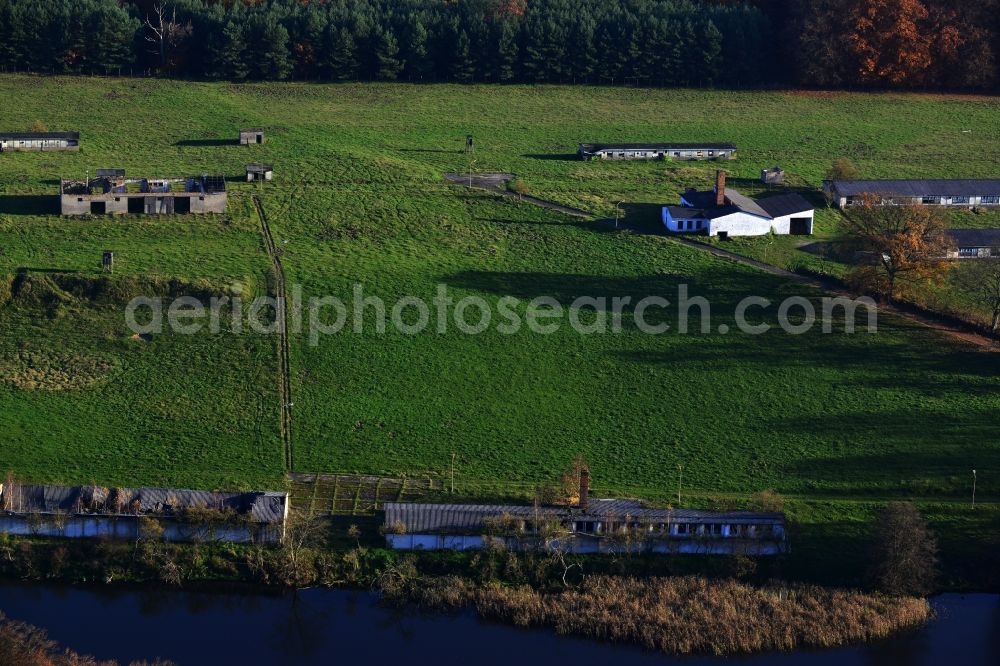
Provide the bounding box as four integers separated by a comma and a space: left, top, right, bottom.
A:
247, 163, 273, 182
60, 172, 227, 216
240, 128, 265, 145
761, 166, 785, 185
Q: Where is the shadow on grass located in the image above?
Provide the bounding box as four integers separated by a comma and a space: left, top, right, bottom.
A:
474, 216, 619, 234
622, 202, 667, 234
442, 269, 785, 319
615, 326, 1000, 400
0, 195, 59, 215
398, 148, 461, 154
175, 138, 237, 147
15, 267, 81, 274
522, 153, 579, 161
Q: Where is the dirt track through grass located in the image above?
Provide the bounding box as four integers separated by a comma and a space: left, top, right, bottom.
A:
253, 194, 293, 471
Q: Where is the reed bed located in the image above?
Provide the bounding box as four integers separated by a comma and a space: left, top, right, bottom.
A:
403, 575, 930, 656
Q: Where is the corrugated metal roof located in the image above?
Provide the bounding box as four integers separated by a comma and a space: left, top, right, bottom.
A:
581, 142, 736, 152
756, 193, 813, 218
1, 484, 287, 524
384, 501, 784, 533
0, 131, 79, 140
947, 228, 1000, 248
828, 179, 1000, 197
679, 188, 800, 220
724, 189, 770, 218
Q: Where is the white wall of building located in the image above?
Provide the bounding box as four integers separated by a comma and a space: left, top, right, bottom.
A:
662, 208, 709, 233
663, 208, 814, 237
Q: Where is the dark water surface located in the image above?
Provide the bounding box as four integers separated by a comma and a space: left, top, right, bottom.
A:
0, 582, 997, 665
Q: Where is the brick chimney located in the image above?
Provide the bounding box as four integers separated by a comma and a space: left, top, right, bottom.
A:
579, 468, 590, 510
715, 170, 727, 207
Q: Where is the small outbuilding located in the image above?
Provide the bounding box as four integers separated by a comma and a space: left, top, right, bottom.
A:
761, 166, 785, 185
240, 128, 265, 145
247, 163, 273, 182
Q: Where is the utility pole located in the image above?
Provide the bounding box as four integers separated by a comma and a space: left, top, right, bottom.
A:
615, 200, 624, 229
972, 469, 977, 509
676, 463, 683, 505
451, 452, 456, 494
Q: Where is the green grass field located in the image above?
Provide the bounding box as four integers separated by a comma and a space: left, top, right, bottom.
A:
1, 77, 998, 584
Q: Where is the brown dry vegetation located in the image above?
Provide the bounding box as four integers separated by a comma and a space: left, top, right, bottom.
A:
0, 610, 172, 666
399, 575, 930, 656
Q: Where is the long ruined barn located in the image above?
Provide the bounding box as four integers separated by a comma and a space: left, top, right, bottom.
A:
0, 482, 288, 544
60, 172, 227, 215
578, 142, 736, 161
0, 131, 80, 152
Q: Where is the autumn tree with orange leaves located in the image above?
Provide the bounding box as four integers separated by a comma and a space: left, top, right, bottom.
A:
847, 0, 933, 86
841, 194, 954, 302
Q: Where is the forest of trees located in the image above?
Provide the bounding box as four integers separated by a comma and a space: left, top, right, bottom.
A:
0, 0, 996, 90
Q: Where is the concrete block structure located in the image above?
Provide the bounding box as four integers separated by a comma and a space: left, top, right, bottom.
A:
61, 173, 226, 216
247, 163, 273, 181
240, 128, 265, 145
761, 166, 785, 185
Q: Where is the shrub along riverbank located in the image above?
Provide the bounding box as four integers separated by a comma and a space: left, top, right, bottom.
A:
383, 574, 931, 656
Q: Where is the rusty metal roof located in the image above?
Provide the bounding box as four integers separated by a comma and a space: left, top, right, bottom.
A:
384, 501, 785, 533
1, 484, 287, 524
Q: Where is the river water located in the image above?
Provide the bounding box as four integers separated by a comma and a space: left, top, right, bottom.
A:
0, 582, 997, 665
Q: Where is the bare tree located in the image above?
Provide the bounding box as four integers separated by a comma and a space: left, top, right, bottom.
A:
868, 502, 938, 596
144, 2, 193, 72
277, 509, 326, 587
952, 259, 1000, 331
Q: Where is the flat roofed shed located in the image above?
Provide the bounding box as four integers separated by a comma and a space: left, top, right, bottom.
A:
240, 128, 265, 144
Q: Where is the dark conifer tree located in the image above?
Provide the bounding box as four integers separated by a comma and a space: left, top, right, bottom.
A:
322, 25, 359, 81
373, 28, 402, 81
